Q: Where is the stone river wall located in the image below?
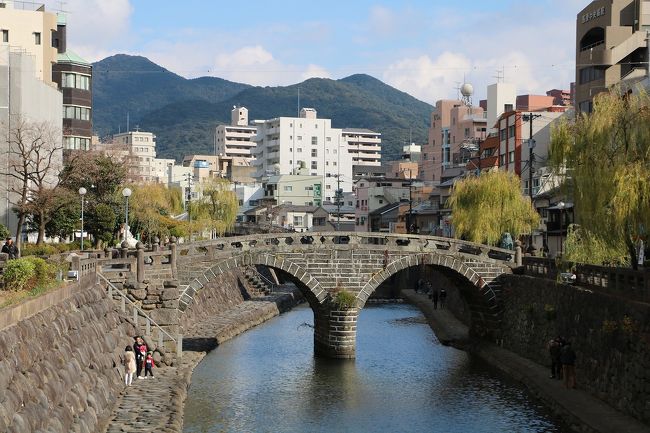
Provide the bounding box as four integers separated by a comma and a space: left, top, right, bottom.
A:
0, 282, 136, 433
499, 274, 650, 425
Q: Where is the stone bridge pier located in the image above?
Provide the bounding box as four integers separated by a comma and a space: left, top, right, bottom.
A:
313, 305, 359, 359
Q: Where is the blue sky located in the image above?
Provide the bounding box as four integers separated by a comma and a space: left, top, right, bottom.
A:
48, 0, 587, 103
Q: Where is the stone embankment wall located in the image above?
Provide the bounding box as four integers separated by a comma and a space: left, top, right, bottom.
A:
0, 282, 135, 433
180, 269, 245, 330
499, 275, 650, 424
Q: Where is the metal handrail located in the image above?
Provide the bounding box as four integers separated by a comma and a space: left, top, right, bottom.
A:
580, 40, 605, 52
245, 266, 277, 289
97, 273, 177, 344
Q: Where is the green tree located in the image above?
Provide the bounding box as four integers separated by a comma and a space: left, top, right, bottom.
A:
129, 183, 185, 242
86, 203, 116, 247
551, 89, 650, 268
447, 171, 540, 245
192, 178, 239, 238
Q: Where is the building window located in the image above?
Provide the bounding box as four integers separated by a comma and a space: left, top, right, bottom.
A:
508, 125, 515, 138
500, 154, 506, 166
293, 216, 303, 226
62, 105, 91, 121
34, 32, 41, 45
297, 148, 302, 153
297, 136, 302, 141
326, 137, 331, 141
500, 129, 507, 141
63, 136, 90, 150
311, 136, 317, 145
579, 66, 605, 84
284, 186, 292, 192
311, 149, 317, 157
61, 73, 90, 90
509, 151, 515, 163
311, 161, 318, 169
2, 30, 8, 43
464, 127, 470, 138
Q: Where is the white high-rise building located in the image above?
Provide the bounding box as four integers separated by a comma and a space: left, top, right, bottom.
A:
113, 130, 157, 183
487, 83, 516, 132
214, 106, 257, 162
252, 108, 353, 203
342, 128, 382, 166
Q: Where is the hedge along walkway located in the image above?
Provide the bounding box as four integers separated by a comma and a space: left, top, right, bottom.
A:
102, 287, 302, 433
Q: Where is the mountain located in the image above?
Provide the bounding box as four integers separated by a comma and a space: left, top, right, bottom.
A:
92, 55, 433, 161
92, 54, 251, 135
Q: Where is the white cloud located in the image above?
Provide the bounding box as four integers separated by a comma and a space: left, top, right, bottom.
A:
302, 64, 331, 80
44, 0, 134, 61
383, 52, 472, 104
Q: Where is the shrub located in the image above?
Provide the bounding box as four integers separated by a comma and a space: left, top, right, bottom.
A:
4, 259, 36, 291
334, 290, 357, 309
0, 223, 9, 240
24, 257, 56, 289
21, 243, 58, 257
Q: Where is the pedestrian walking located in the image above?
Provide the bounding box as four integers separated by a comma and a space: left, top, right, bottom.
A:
123, 346, 136, 386
432, 290, 439, 309
2, 238, 19, 259
548, 338, 562, 379
144, 351, 155, 378
560, 341, 577, 389
133, 336, 148, 379
439, 289, 447, 308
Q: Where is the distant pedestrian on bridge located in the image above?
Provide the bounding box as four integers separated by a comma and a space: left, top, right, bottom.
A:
432, 290, 439, 309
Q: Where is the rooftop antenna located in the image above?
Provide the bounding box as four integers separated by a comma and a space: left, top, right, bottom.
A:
494, 67, 505, 83
454, 81, 462, 100
126, 112, 130, 132
297, 87, 300, 117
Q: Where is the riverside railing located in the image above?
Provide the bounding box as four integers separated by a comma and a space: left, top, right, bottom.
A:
97, 273, 182, 357
523, 257, 650, 302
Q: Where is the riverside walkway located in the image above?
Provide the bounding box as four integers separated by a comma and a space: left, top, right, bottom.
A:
402, 290, 650, 433
102, 288, 301, 433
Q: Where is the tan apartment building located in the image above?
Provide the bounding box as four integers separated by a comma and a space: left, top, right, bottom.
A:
0, 1, 58, 86
113, 130, 157, 183
576, 0, 650, 112
420, 100, 486, 183
214, 106, 257, 162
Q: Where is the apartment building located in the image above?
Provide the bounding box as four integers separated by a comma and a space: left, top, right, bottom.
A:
342, 128, 382, 166
354, 177, 411, 232
252, 108, 353, 202
262, 175, 323, 207
0, 2, 64, 234
420, 100, 487, 183
214, 106, 257, 162
113, 130, 157, 183
576, 0, 650, 112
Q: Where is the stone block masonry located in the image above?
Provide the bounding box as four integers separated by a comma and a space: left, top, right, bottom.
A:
499, 274, 650, 425
0, 282, 137, 433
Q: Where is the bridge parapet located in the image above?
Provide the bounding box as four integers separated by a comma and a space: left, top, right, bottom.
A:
176, 232, 519, 267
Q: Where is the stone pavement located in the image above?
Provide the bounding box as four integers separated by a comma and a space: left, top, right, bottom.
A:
101, 288, 302, 433
403, 289, 650, 433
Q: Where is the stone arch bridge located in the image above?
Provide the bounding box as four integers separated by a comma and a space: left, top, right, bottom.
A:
172, 232, 518, 358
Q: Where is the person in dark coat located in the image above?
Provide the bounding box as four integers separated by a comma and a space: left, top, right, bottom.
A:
432, 290, 439, 309
133, 336, 148, 379
2, 238, 18, 259
439, 289, 447, 308
560, 341, 577, 389
548, 338, 562, 379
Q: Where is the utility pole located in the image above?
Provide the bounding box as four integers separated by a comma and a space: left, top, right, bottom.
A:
523, 113, 541, 202
408, 169, 413, 233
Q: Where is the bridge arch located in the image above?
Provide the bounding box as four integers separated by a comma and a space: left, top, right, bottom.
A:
174, 232, 516, 358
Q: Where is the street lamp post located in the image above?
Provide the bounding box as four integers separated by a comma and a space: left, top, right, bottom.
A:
122, 187, 132, 243
557, 201, 566, 256
78, 187, 87, 251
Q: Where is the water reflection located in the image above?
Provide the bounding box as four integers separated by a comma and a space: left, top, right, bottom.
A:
184, 304, 565, 433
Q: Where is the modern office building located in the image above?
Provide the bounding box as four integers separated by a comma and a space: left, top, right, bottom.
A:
252, 108, 353, 202
342, 128, 382, 166
214, 106, 257, 162
576, 0, 650, 112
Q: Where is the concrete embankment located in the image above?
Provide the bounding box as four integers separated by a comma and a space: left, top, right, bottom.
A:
402, 289, 650, 433
102, 287, 303, 433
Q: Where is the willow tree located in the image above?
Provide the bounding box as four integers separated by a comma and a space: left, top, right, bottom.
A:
550, 89, 650, 268
447, 171, 540, 245
192, 178, 239, 238
129, 183, 185, 242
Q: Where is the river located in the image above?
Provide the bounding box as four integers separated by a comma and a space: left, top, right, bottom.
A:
183, 303, 567, 433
